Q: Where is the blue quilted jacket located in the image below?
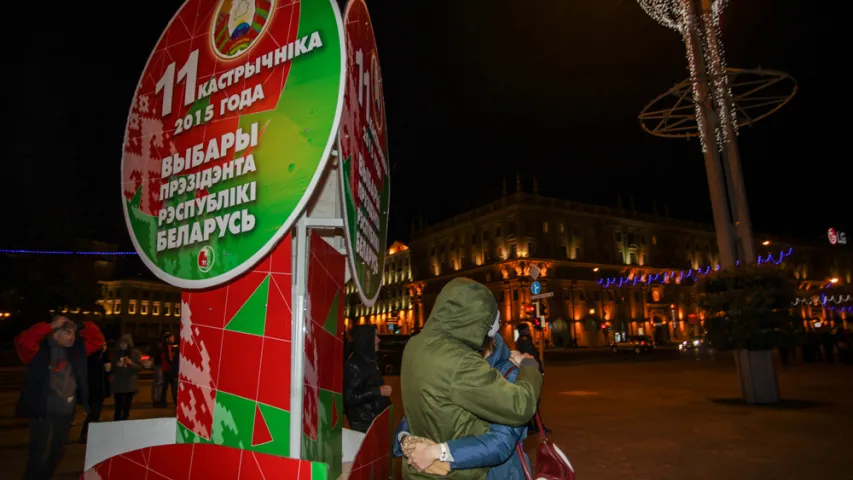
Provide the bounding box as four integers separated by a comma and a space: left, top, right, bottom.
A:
395, 335, 531, 479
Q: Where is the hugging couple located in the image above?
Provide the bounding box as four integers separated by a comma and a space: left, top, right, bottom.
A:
396, 278, 543, 479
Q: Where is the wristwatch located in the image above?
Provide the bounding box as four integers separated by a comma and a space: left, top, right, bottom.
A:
439, 443, 450, 462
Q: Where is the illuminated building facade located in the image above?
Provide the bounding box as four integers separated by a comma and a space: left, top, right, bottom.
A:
405, 184, 852, 347
98, 279, 182, 343
345, 241, 416, 335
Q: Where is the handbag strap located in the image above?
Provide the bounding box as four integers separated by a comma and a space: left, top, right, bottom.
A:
516, 442, 534, 480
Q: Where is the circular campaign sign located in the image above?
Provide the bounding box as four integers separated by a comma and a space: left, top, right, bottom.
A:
122, 0, 345, 289
339, 0, 390, 307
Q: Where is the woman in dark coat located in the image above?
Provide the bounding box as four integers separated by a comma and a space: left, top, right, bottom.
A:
112, 334, 142, 421
343, 325, 392, 432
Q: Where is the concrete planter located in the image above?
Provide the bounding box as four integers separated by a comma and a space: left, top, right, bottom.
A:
734, 349, 780, 404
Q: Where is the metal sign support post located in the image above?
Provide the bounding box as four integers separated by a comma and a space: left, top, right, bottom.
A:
289, 153, 347, 459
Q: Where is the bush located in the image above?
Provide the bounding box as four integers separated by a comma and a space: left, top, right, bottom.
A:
696, 266, 799, 351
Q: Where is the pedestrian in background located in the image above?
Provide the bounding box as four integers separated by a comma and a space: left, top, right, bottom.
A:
344, 324, 392, 433
112, 334, 142, 421
516, 322, 550, 434
158, 332, 179, 407
79, 342, 111, 443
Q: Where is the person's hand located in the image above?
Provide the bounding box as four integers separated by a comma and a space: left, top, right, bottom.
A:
509, 350, 524, 365
380, 385, 392, 396
408, 442, 440, 472
50, 317, 67, 330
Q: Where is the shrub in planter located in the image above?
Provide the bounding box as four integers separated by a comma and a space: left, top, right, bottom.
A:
695, 266, 799, 404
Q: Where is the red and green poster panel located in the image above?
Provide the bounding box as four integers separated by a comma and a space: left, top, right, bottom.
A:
122, 0, 345, 289
339, 0, 390, 307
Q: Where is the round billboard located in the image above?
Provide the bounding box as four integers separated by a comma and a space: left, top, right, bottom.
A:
122, 0, 345, 289
339, 0, 390, 307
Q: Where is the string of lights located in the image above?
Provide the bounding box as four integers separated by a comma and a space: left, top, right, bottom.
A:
0, 249, 138, 256
597, 248, 793, 288
792, 294, 853, 307
637, 0, 736, 152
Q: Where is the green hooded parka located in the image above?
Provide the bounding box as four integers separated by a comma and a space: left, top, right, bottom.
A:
400, 278, 542, 479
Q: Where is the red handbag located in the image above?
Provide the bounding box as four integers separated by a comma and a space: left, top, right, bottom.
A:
505, 368, 575, 480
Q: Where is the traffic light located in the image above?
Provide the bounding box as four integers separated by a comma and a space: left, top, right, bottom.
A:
532, 316, 542, 330
540, 300, 550, 319
523, 304, 535, 315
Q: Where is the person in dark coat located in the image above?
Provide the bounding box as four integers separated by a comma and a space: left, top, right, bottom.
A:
515, 322, 550, 434
515, 323, 542, 373
158, 332, 179, 407
79, 342, 111, 443
344, 324, 392, 432
112, 334, 143, 421
14, 316, 105, 480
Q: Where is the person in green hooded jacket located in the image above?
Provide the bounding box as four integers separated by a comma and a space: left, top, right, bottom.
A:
400, 278, 542, 479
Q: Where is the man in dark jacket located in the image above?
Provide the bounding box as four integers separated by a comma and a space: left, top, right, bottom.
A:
79, 342, 111, 443
344, 324, 392, 432
158, 332, 179, 407
515, 322, 550, 434
515, 323, 542, 373
15, 315, 105, 480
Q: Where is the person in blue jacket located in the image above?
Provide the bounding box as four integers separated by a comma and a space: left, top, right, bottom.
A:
394, 334, 532, 478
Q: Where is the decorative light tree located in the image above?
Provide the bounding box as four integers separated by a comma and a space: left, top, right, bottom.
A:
638, 0, 799, 404
638, 0, 755, 269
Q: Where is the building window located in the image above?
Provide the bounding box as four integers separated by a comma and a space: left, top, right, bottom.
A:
572, 226, 579, 237
430, 247, 436, 257
495, 226, 502, 237
513, 289, 519, 301
114, 300, 122, 314
652, 236, 657, 245
576, 291, 586, 301
141, 301, 149, 316
174, 303, 181, 316
128, 300, 137, 315
559, 223, 565, 234
615, 232, 622, 242
641, 254, 647, 266
165, 303, 172, 316
640, 235, 646, 245
574, 247, 581, 259
472, 234, 477, 244
543, 222, 549, 233
153, 302, 161, 316
627, 233, 635, 244
629, 253, 638, 265
617, 250, 623, 262
483, 232, 490, 241
450, 241, 456, 250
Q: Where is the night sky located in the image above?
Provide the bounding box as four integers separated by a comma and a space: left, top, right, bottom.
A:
3, 0, 843, 252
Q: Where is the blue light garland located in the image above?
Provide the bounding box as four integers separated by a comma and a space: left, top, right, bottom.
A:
0, 249, 138, 256
597, 248, 794, 288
